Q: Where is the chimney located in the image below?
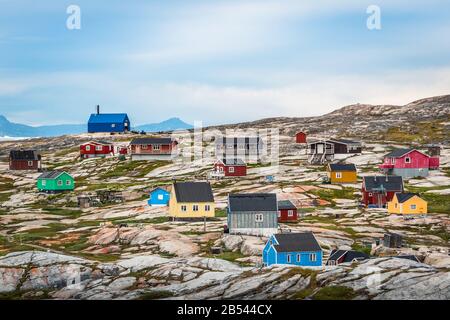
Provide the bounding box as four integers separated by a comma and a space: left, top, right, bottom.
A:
96, 105, 100, 115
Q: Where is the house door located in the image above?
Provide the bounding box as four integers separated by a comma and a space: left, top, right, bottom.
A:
317, 144, 324, 154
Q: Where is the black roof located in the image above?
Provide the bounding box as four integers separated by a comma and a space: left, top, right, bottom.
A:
329, 138, 361, 145
328, 163, 357, 172
9, 150, 40, 161
395, 193, 419, 203
277, 200, 296, 210
37, 171, 66, 179
363, 176, 403, 192
130, 137, 174, 145
384, 148, 415, 158
173, 182, 214, 203
220, 158, 246, 166
228, 193, 277, 212
273, 232, 322, 253
328, 250, 369, 263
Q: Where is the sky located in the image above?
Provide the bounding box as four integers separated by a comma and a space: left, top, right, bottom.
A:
0, 0, 449, 126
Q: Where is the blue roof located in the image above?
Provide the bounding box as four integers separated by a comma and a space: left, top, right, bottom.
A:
88, 113, 129, 124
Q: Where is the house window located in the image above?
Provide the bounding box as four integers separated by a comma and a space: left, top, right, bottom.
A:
66, 180, 71, 186
157, 194, 164, 200
141, 145, 148, 149
288, 210, 294, 217
193, 205, 199, 212
391, 158, 396, 164
296, 254, 301, 262
57, 180, 63, 186
405, 157, 411, 163
411, 204, 416, 210
42, 180, 46, 186
111, 124, 116, 128
181, 205, 187, 212
85, 146, 91, 151
368, 193, 373, 197
310, 253, 317, 262
96, 146, 103, 151
28, 161, 33, 167
277, 211, 281, 218
335, 172, 342, 179
287, 254, 291, 263
205, 205, 211, 211
395, 203, 398, 208
255, 214, 263, 222
229, 167, 235, 173
153, 145, 160, 150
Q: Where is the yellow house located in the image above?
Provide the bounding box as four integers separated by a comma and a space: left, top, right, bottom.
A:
327, 163, 357, 184
387, 193, 427, 215
169, 181, 215, 218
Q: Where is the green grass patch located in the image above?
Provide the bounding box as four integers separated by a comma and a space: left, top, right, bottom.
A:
309, 187, 356, 207
100, 160, 167, 179
215, 208, 227, 218
313, 286, 356, 300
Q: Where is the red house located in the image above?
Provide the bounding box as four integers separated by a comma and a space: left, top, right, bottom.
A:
213, 158, 247, 177
295, 131, 307, 144
379, 148, 439, 179
277, 200, 297, 222
129, 137, 177, 160
80, 141, 114, 159
9, 150, 41, 171
362, 176, 403, 208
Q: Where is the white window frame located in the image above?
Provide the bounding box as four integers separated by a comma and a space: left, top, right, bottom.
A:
157, 194, 164, 200
405, 157, 411, 164
255, 214, 263, 222
310, 253, 317, 262
288, 210, 294, 217
368, 193, 373, 197
66, 180, 71, 186
277, 211, 281, 218
391, 158, 396, 164
28, 161, 33, 167
42, 180, 46, 186
228, 166, 235, 173
193, 205, 199, 212
85, 145, 91, 151
111, 123, 116, 128
335, 172, 342, 179
153, 144, 161, 151
411, 204, 416, 210
96, 145, 103, 151
57, 180, 63, 186
287, 254, 291, 263
141, 145, 148, 150
205, 205, 210, 211
296, 254, 301, 262
181, 205, 187, 212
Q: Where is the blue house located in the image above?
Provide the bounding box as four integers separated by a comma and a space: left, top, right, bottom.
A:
263, 232, 323, 267
88, 105, 130, 133
148, 187, 170, 207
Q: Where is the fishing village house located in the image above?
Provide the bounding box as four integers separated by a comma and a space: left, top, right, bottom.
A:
387, 193, 427, 215
277, 200, 297, 222
307, 138, 362, 164
87, 105, 130, 133
80, 141, 114, 159
379, 148, 439, 179
129, 137, 178, 161
295, 131, 307, 144
361, 175, 404, 208
169, 182, 215, 219
148, 187, 171, 207
262, 232, 323, 267
36, 171, 75, 193
9, 150, 41, 171
212, 158, 247, 178
227, 193, 278, 236
327, 163, 357, 184
326, 249, 369, 266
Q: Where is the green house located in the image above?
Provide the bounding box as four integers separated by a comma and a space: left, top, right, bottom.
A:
37, 171, 75, 192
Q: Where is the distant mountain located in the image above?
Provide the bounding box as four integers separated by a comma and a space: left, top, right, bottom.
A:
135, 117, 193, 132
0, 115, 193, 137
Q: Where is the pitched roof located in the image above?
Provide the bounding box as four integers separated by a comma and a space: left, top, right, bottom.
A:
277, 200, 296, 210
88, 113, 128, 124
273, 232, 322, 253
228, 193, 277, 212
363, 176, 403, 192
83, 140, 112, 146
328, 163, 357, 172
328, 250, 369, 263
150, 186, 170, 194
9, 150, 40, 161
395, 193, 419, 203
329, 138, 361, 145
130, 137, 173, 145
37, 171, 67, 180
173, 182, 214, 203
220, 158, 246, 166
384, 148, 415, 158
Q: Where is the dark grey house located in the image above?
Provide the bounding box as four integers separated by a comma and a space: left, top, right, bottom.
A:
215, 136, 264, 162
227, 193, 278, 236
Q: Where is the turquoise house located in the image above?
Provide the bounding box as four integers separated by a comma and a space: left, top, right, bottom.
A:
148, 187, 170, 207
263, 232, 322, 267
